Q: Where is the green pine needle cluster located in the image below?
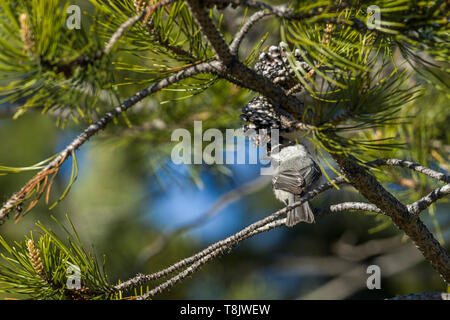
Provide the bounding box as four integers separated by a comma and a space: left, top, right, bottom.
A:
0, 216, 115, 299
280, 0, 448, 155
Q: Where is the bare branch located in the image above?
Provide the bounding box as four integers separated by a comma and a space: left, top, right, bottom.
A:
135, 176, 270, 265
316, 202, 382, 216
407, 184, 450, 215
369, 158, 450, 183
138, 218, 286, 299
317, 185, 450, 219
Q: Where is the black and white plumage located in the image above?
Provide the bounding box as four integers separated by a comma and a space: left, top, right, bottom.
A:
271, 144, 322, 226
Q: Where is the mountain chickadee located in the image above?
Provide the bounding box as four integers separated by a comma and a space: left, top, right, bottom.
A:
270, 143, 322, 227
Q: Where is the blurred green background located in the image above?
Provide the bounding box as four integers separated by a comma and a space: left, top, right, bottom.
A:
0, 0, 449, 299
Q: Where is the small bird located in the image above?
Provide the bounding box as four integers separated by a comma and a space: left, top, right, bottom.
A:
270, 143, 322, 227
239, 42, 322, 226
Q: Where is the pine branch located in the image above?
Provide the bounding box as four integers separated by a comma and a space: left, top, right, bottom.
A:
332, 154, 450, 283
115, 176, 348, 292
115, 158, 450, 297
407, 184, 450, 215
45, 0, 178, 77
185, 0, 307, 122
316, 181, 450, 217
316, 202, 382, 215
0, 61, 219, 223
368, 158, 450, 183
138, 218, 286, 299
229, 10, 274, 55
299, 241, 423, 300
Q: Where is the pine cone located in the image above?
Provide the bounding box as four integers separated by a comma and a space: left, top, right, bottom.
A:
19, 13, 35, 55
254, 43, 311, 90
27, 239, 45, 279
240, 96, 283, 130
240, 42, 312, 146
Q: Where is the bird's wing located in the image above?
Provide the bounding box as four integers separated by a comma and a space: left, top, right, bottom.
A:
272, 161, 321, 194
272, 170, 305, 193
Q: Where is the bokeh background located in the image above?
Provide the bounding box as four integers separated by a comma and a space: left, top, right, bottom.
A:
0, 0, 449, 299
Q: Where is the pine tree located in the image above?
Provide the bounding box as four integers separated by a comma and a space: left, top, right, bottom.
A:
0, 0, 448, 300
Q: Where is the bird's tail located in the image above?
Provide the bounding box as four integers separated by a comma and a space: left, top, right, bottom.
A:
286, 195, 315, 227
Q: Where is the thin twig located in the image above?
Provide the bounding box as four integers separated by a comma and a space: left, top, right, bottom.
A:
230, 10, 274, 55
135, 175, 270, 265
104, 0, 177, 55
208, 1, 289, 16
299, 243, 424, 300
138, 218, 286, 299
316, 202, 382, 215
368, 158, 450, 183
407, 184, 450, 215
103, 12, 146, 55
